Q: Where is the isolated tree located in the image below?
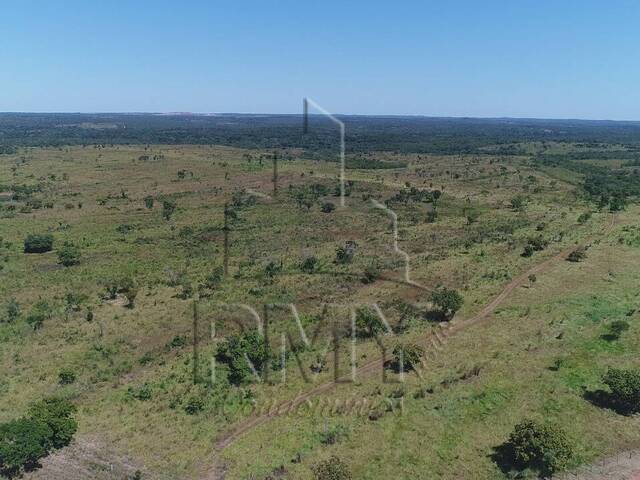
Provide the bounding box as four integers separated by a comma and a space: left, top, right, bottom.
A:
215, 330, 269, 385
23, 234, 53, 253
430, 287, 463, 319
355, 308, 385, 338
499, 420, 573, 476
392, 343, 424, 371
602, 368, 640, 414
143, 195, 154, 209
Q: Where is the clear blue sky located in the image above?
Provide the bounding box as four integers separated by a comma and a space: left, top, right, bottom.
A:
2, 0, 639, 119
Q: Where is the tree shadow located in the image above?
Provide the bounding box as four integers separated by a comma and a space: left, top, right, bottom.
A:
583, 389, 635, 416
489, 443, 519, 477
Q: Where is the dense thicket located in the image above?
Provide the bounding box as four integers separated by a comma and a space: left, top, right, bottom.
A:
3, 114, 640, 155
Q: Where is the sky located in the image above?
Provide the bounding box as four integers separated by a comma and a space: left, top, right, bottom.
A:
1, 0, 640, 119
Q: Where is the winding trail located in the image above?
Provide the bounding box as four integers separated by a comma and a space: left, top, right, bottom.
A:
204, 214, 617, 477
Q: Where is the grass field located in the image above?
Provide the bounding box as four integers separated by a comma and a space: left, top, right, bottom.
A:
0, 142, 638, 479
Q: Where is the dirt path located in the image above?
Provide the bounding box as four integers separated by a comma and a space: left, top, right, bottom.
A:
554, 451, 640, 480
203, 214, 617, 477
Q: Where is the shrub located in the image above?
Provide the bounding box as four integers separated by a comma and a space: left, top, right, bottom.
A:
58, 369, 76, 385
602, 368, 640, 414
319, 425, 349, 445
521, 244, 535, 258
510, 195, 527, 211
430, 287, 463, 319
577, 212, 592, 224
23, 234, 53, 253
392, 343, 424, 371
361, 262, 380, 284
300, 255, 318, 274
216, 330, 269, 385
498, 420, 573, 476
3, 298, 20, 323
355, 308, 385, 338
122, 281, 139, 308
127, 384, 152, 401
143, 195, 154, 209
321, 202, 336, 213
25, 301, 51, 330
204, 266, 224, 289
183, 395, 205, 415
335, 241, 356, 264
312, 456, 352, 480
162, 199, 177, 220
57, 241, 81, 266
567, 246, 587, 262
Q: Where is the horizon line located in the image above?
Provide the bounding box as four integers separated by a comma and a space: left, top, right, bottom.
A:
1, 111, 640, 123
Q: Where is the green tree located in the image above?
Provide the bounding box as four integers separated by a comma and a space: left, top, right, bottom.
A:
0, 418, 52, 475
430, 287, 463, 319
499, 420, 573, 476
57, 241, 81, 266
602, 368, 640, 414
27, 397, 78, 449
143, 195, 154, 209
23, 234, 53, 253
355, 308, 385, 338
312, 456, 352, 480
216, 331, 270, 385
392, 343, 424, 371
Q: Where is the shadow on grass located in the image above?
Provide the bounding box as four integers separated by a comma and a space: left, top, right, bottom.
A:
583, 389, 636, 416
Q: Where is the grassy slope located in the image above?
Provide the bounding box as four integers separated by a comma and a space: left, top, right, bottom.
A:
0, 144, 633, 479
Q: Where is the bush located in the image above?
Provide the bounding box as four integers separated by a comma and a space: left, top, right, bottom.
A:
498, 420, 573, 476
430, 287, 463, 319
216, 331, 270, 385
57, 241, 81, 266
204, 266, 224, 289
361, 262, 380, 284
3, 298, 20, 323
300, 255, 318, 274
577, 212, 592, 224
127, 384, 152, 401
355, 308, 385, 338
162, 199, 176, 220
58, 369, 76, 385
321, 202, 336, 213
602, 368, 640, 414
335, 241, 356, 264
23, 234, 53, 253
312, 456, 352, 480
143, 195, 154, 209
25, 301, 51, 330
319, 425, 349, 445
567, 246, 587, 262
392, 343, 424, 371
